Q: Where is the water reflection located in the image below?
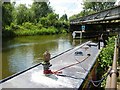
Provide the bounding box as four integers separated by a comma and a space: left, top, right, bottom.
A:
8, 46, 34, 73
2, 34, 87, 80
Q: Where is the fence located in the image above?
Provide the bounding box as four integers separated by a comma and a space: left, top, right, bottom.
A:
106, 38, 119, 89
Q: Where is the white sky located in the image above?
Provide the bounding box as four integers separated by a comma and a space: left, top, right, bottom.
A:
13, 0, 120, 18
49, 0, 84, 17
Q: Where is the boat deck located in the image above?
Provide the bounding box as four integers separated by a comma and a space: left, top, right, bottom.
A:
1, 41, 103, 89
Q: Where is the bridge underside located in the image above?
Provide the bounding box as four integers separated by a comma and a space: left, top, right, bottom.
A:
70, 21, 120, 32
70, 6, 120, 34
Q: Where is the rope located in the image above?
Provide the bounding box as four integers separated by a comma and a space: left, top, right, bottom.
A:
74, 56, 111, 88
54, 55, 90, 73
51, 42, 110, 88
51, 50, 111, 88
74, 54, 90, 72
57, 74, 85, 80
55, 67, 112, 88
72, 45, 111, 87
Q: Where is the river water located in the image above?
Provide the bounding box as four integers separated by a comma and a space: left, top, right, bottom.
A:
2, 34, 89, 80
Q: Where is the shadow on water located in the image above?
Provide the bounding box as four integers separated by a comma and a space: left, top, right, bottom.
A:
2, 34, 91, 80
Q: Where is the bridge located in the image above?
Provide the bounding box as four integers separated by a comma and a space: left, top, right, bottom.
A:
70, 5, 120, 32
70, 5, 120, 24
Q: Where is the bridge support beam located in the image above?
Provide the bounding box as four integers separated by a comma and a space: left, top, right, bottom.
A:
72, 31, 82, 39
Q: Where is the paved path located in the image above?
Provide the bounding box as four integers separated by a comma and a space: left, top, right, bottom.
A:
1, 41, 103, 89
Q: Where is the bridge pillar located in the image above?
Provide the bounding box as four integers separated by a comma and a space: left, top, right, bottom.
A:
72, 31, 82, 39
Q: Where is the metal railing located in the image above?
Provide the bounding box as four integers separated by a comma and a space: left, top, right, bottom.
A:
106, 38, 119, 89
111, 38, 118, 89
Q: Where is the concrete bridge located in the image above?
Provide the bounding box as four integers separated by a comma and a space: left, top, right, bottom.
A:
70, 5, 120, 24
70, 5, 120, 32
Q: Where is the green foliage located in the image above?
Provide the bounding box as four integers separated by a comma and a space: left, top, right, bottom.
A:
2, 2, 14, 29
2, 25, 16, 37
2, 1, 69, 37
83, 2, 115, 12
36, 23, 43, 29
97, 36, 116, 87
31, 2, 53, 23
14, 26, 59, 36
22, 22, 38, 30
39, 13, 59, 27
69, 1, 115, 19
60, 14, 68, 21
69, 10, 95, 20
15, 4, 30, 25
10, 23, 20, 30
98, 36, 115, 70
61, 29, 67, 34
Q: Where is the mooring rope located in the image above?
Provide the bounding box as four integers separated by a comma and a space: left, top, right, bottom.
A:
74, 54, 90, 72
54, 55, 90, 73
55, 67, 112, 88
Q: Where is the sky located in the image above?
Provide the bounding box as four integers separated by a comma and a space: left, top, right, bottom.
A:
49, 0, 84, 17
13, 0, 120, 18
14, 0, 84, 18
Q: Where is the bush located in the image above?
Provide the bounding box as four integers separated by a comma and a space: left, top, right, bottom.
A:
3, 20, 69, 37
36, 23, 43, 29
10, 23, 20, 30
2, 28, 16, 37
22, 22, 37, 30
97, 36, 116, 87
14, 26, 59, 36
98, 36, 115, 70
61, 29, 67, 34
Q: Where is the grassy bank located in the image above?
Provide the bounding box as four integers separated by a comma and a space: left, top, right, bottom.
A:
2, 22, 68, 37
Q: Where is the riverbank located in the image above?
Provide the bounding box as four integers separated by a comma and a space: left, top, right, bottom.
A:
2, 22, 68, 37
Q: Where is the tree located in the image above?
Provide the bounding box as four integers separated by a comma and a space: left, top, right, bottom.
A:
15, 4, 30, 25
70, 1, 115, 19
40, 13, 59, 27
31, 1, 53, 23
60, 14, 68, 21
27, 8, 35, 23
2, 2, 14, 29
47, 13, 59, 26
83, 2, 115, 13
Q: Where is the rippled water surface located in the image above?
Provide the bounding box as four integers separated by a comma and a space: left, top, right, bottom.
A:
2, 34, 89, 80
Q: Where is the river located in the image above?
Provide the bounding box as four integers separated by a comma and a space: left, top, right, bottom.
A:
2, 34, 89, 80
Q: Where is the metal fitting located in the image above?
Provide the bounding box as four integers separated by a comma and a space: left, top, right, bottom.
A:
110, 69, 119, 77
